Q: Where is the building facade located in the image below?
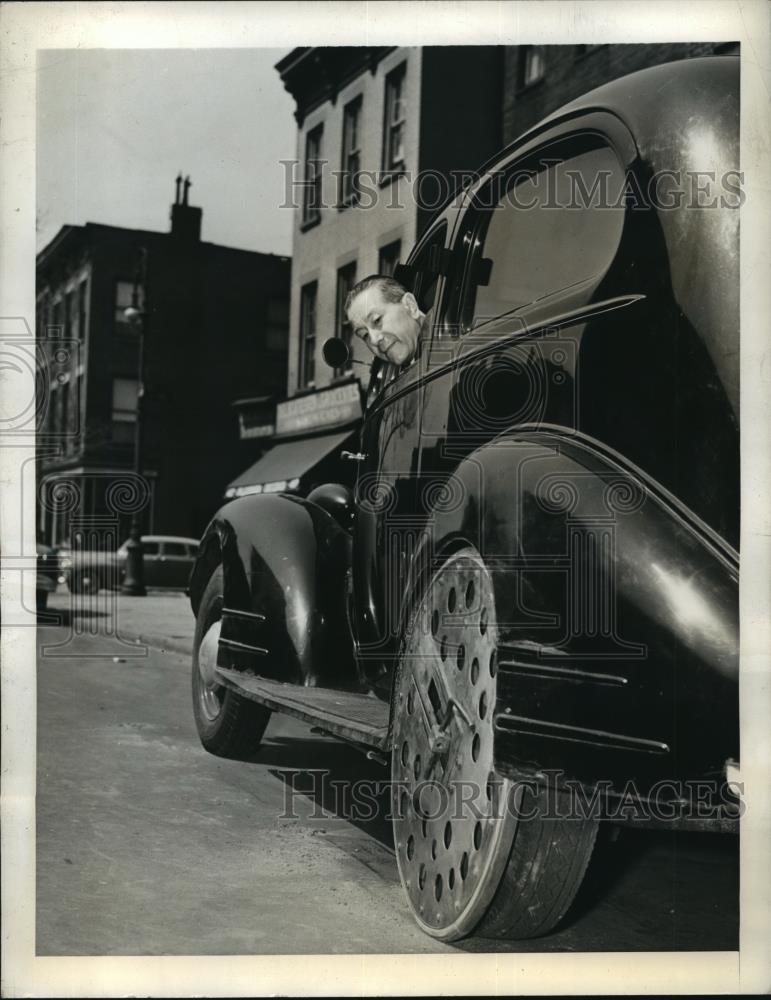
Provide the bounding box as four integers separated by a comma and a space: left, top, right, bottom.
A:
276, 45, 503, 397
501, 42, 739, 144
222, 47, 502, 500
36, 182, 290, 545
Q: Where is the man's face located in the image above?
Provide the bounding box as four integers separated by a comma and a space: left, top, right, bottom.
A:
347, 286, 422, 366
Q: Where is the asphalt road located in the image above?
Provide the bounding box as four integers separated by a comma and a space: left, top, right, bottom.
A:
36, 617, 739, 956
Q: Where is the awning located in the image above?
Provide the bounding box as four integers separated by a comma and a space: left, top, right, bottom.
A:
226, 429, 355, 498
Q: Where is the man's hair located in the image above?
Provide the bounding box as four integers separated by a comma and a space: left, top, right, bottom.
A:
344, 274, 408, 316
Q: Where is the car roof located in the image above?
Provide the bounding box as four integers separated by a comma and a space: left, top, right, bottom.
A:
510, 55, 737, 173
121, 535, 199, 545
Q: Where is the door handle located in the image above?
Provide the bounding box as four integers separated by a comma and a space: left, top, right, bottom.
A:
341, 451, 367, 462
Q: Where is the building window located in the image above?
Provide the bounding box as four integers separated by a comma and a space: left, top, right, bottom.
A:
378, 240, 402, 277
46, 384, 58, 435
51, 300, 63, 338
517, 46, 545, 89
298, 282, 317, 389
64, 290, 75, 339
77, 280, 88, 340
302, 124, 324, 226
334, 262, 357, 377
265, 297, 289, 352
114, 279, 144, 332
112, 377, 138, 444
382, 62, 407, 173
58, 377, 69, 438
339, 96, 362, 207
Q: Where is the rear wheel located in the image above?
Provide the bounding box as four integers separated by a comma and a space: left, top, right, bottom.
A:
192, 565, 271, 758
392, 546, 597, 941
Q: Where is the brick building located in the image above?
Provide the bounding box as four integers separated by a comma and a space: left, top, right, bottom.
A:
502, 43, 739, 143
36, 180, 290, 545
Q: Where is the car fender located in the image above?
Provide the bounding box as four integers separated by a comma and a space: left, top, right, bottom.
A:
189, 493, 357, 689
405, 427, 738, 791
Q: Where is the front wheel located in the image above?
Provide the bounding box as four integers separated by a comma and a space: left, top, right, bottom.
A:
391, 546, 598, 941
191, 565, 271, 758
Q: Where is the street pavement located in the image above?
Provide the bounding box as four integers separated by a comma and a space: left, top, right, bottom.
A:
45, 585, 196, 655
35, 588, 740, 956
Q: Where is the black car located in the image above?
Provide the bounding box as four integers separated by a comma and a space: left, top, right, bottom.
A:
188, 57, 739, 942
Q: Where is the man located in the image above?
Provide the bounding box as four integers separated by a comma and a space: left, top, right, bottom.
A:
345, 275, 428, 367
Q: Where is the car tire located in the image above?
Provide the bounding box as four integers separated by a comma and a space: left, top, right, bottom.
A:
391, 546, 598, 941
191, 565, 271, 758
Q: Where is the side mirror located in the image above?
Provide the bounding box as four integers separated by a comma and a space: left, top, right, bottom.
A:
322, 337, 350, 370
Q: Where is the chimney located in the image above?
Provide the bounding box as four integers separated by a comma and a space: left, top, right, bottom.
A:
170, 173, 202, 242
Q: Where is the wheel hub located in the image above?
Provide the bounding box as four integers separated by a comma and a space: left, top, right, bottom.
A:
197, 619, 224, 721
392, 547, 517, 940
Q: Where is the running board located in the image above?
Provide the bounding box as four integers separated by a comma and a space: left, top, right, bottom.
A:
216, 667, 390, 750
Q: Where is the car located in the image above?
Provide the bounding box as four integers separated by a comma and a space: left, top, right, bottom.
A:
187, 56, 739, 942
117, 535, 200, 590
36, 542, 60, 611
57, 540, 114, 595
60, 534, 199, 593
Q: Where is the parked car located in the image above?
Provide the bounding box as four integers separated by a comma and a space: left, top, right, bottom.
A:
61, 534, 199, 593
58, 540, 114, 595
36, 542, 60, 610
188, 57, 739, 942
117, 535, 199, 590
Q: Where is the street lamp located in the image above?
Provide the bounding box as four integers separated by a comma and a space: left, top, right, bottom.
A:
120, 249, 148, 596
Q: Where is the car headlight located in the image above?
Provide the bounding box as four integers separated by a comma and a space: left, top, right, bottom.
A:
59, 555, 72, 569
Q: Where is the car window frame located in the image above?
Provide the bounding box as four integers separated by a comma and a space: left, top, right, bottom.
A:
362, 220, 451, 413
447, 118, 638, 337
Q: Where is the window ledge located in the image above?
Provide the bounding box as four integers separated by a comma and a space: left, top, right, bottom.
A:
300, 215, 321, 234
379, 168, 406, 190
515, 76, 546, 96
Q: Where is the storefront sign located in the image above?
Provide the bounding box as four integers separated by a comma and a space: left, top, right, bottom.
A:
275, 381, 362, 436
238, 417, 275, 440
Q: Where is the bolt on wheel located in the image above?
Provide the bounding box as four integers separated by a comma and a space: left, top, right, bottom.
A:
392, 546, 518, 941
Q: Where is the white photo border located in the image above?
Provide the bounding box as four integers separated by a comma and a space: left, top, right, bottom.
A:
1, 1, 769, 995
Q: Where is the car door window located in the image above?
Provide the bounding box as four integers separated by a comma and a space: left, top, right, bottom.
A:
464, 139, 626, 330
143, 541, 160, 556
163, 542, 188, 557
365, 223, 449, 408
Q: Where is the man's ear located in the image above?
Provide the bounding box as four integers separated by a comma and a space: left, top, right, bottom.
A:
402, 292, 420, 318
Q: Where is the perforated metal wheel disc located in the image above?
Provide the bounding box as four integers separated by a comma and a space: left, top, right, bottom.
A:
392, 547, 518, 940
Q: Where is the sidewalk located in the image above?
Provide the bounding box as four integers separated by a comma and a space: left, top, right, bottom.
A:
48, 587, 195, 656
